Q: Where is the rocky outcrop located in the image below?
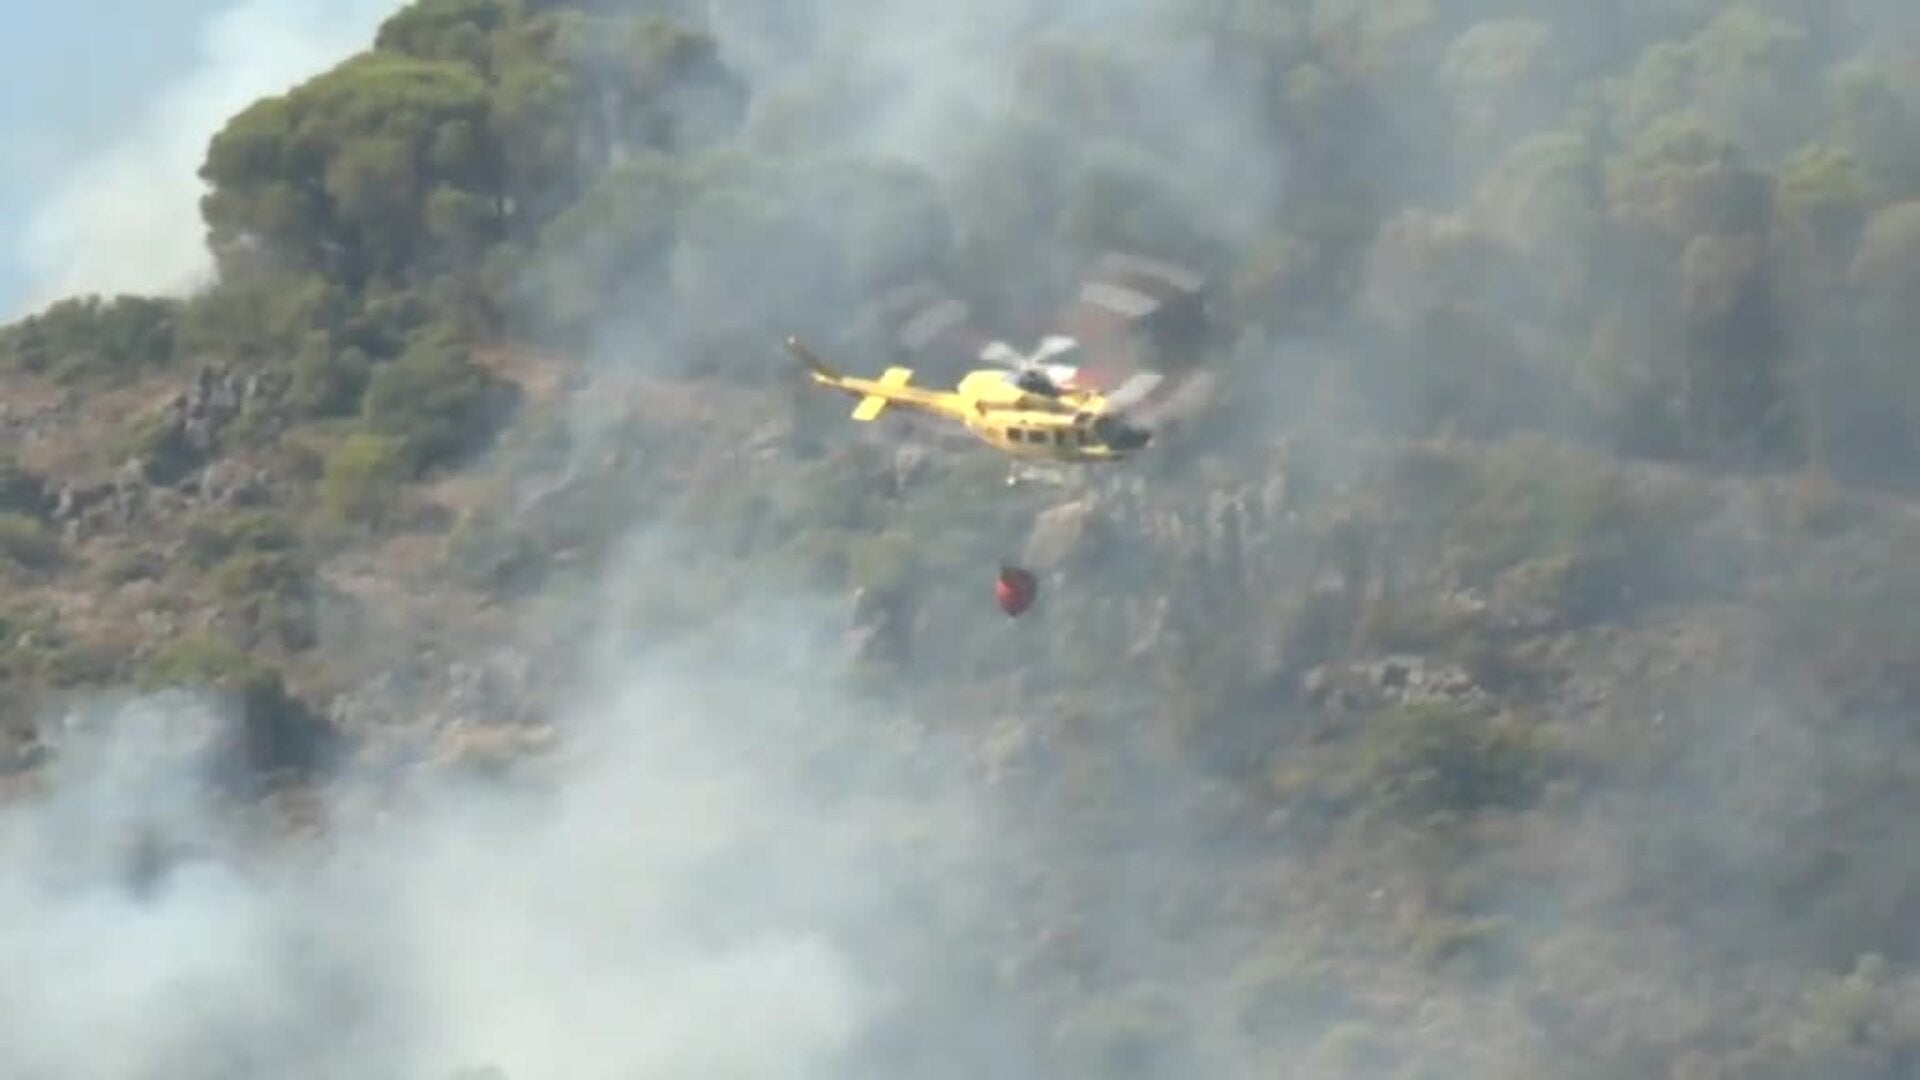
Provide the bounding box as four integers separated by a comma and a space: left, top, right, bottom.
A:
1301, 654, 1488, 714
134, 363, 284, 486
325, 650, 546, 774
0, 395, 80, 446
40, 367, 291, 540
889, 444, 931, 495
1023, 498, 1104, 571
847, 584, 912, 666
50, 464, 147, 539
187, 458, 274, 508
1018, 443, 1308, 670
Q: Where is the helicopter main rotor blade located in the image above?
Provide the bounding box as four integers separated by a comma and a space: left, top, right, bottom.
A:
1101, 370, 1165, 415
977, 340, 1030, 369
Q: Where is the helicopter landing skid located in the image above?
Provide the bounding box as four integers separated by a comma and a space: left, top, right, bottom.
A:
1005, 462, 1073, 488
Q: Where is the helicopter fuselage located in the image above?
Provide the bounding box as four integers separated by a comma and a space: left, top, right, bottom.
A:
785, 335, 1153, 465
952, 370, 1150, 462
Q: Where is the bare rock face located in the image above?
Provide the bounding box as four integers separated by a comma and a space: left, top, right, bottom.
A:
1301, 654, 1487, 714
437, 660, 516, 727
193, 458, 273, 508
1024, 498, 1104, 571
846, 584, 912, 666
43, 365, 294, 540
327, 650, 546, 774
49, 481, 105, 522
51, 466, 150, 539
433, 717, 557, 773
136, 364, 282, 487
326, 672, 400, 735
744, 415, 792, 463
1116, 591, 1165, 664
890, 444, 931, 495
979, 715, 1056, 790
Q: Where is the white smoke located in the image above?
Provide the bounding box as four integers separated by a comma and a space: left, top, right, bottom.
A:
0, 545, 986, 1079
12, 0, 403, 313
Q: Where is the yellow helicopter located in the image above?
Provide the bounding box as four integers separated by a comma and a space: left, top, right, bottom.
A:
782, 334, 1164, 471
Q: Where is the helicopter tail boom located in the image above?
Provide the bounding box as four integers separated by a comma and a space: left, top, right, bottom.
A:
787, 334, 973, 424
783, 336, 840, 383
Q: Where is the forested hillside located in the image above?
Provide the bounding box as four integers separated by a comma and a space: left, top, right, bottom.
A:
3, 1, 1920, 1077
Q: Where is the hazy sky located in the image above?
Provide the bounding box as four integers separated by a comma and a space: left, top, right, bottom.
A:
0, 0, 403, 319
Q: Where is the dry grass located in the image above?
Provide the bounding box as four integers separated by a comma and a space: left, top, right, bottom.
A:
10, 372, 183, 479
471, 342, 579, 408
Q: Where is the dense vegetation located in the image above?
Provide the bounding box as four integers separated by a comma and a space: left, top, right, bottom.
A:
12, 1, 1920, 483
4, 0, 1920, 1077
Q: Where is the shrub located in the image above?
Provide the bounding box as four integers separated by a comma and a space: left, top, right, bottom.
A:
1274, 700, 1560, 824
1388, 439, 1697, 604
210, 551, 318, 650
361, 331, 519, 473
289, 338, 373, 419
0, 453, 47, 516
1050, 988, 1192, 1079
0, 295, 179, 381
444, 513, 547, 595
320, 432, 410, 527
140, 631, 259, 688
139, 636, 338, 787
183, 508, 300, 569
0, 512, 62, 572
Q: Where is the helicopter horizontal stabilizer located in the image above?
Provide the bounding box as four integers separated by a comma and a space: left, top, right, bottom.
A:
851, 366, 914, 421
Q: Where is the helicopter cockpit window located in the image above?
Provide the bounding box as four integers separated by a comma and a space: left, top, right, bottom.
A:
1090, 414, 1150, 451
